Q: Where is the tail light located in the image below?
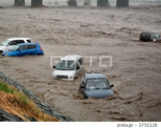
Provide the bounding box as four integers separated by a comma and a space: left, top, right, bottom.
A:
40, 48, 43, 51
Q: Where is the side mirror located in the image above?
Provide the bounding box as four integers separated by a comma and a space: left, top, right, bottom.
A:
53, 66, 56, 69
80, 83, 85, 89
110, 84, 114, 88
18, 49, 21, 52
80, 85, 85, 89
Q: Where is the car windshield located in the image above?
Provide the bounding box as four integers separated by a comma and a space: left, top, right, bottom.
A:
86, 79, 110, 90
0, 39, 9, 46
10, 45, 20, 51
55, 60, 75, 70
151, 33, 160, 38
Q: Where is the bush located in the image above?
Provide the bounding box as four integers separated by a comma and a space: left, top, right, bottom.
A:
67, 0, 77, 6
84, 0, 91, 6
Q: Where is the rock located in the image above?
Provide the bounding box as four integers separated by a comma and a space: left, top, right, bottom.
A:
0, 71, 73, 121
0, 108, 23, 121
24, 116, 37, 122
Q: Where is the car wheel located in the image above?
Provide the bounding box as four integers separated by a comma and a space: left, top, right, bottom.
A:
37, 53, 43, 56
74, 91, 84, 100
74, 76, 77, 79
83, 95, 88, 99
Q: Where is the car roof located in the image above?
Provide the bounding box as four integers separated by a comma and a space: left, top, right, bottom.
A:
85, 73, 107, 79
17, 43, 39, 46
61, 55, 82, 61
141, 32, 159, 35
8, 38, 30, 41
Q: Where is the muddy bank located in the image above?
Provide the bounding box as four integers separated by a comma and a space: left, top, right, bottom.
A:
0, 71, 72, 121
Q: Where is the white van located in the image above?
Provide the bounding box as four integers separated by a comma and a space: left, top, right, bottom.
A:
52, 55, 84, 80
0, 38, 31, 53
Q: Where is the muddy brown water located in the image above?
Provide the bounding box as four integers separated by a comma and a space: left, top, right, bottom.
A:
0, 7, 161, 121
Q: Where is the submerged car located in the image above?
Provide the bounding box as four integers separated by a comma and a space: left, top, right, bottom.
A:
78, 73, 114, 99
139, 32, 161, 42
52, 55, 84, 80
0, 37, 31, 53
2, 43, 44, 57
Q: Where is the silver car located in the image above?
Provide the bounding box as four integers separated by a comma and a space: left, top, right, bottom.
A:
78, 73, 114, 99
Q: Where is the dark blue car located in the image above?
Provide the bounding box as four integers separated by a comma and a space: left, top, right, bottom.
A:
78, 73, 114, 99
2, 43, 44, 57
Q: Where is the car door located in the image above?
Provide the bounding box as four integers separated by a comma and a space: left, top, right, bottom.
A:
145, 34, 151, 41
27, 45, 37, 55
5, 40, 25, 51
5, 41, 17, 51
17, 45, 28, 56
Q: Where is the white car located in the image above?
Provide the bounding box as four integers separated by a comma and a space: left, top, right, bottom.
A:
0, 38, 31, 53
52, 55, 84, 80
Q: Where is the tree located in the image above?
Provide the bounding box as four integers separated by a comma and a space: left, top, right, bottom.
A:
14, 0, 25, 6
97, 0, 109, 7
116, 0, 129, 7
31, 0, 43, 7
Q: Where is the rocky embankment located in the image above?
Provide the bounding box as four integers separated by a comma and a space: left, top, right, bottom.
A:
0, 71, 72, 121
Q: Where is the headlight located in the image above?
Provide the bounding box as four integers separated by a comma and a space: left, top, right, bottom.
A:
68, 75, 74, 79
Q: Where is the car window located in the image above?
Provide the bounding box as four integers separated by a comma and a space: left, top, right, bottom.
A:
19, 45, 27, 50
8, 41, 17, 45
27, 45, 36, 49
142, 33, 146, 37
86, 79, 110, 89
27, 40, 31, 43
151, 33, 160, 38
56, 60, 75, 70
15, 40, 25, 45
11, 45, 20, 51
144, 33, 149, 38
0, 39, 9, 46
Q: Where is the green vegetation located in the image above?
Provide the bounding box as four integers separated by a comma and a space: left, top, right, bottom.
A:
0, 81, 58, 121
0, 82, 14, 93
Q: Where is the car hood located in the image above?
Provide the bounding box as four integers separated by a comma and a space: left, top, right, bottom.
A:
85, 89, 114, 98
0, 45, 5, 50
